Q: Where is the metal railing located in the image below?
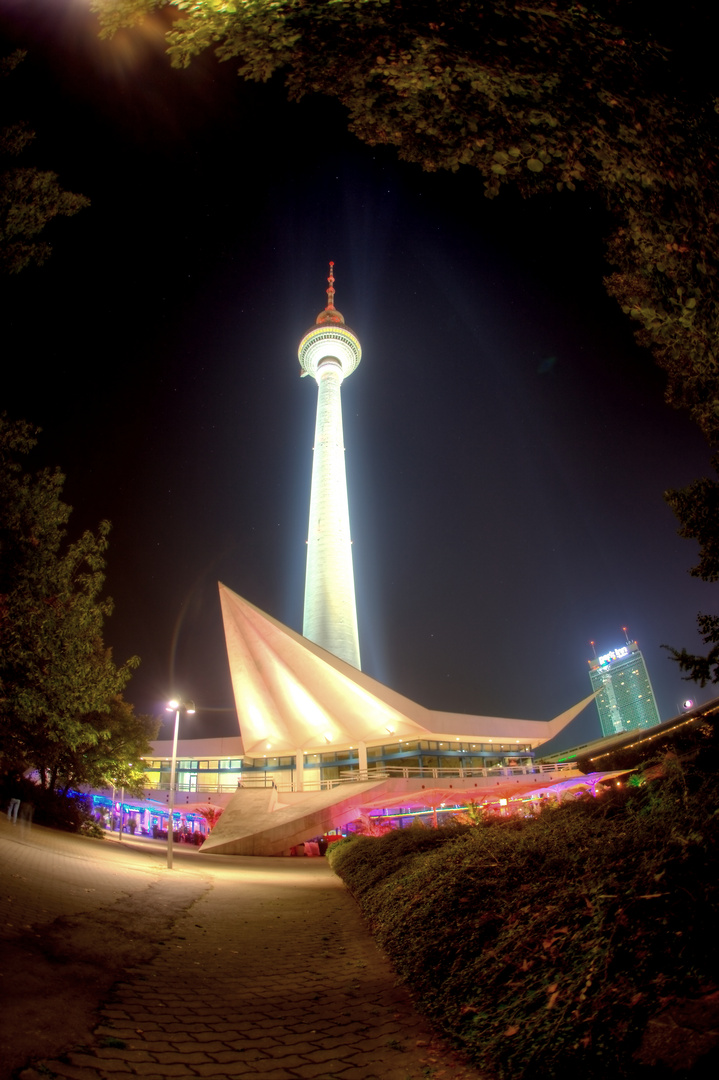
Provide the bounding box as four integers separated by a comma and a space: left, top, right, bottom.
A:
232, 761, 575, 794
139, 761, 576, 797
340, 762, 575, 782
238, 774, 381, 793
141, 783, 242, 795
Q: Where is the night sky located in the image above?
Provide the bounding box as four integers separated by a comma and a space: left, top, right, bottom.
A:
2, 1, 716, 751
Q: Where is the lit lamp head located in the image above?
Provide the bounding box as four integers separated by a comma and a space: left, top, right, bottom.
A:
166, 699, 196, 715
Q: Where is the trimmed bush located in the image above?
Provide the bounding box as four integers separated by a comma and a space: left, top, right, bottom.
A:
330, 764, 719, 1078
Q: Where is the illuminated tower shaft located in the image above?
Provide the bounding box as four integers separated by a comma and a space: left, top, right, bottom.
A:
299, 264, 361, 668
304, 365, 359, 664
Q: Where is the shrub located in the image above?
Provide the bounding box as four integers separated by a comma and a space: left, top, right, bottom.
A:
80, 818, 106, 839
31, 788, 94, 832
331, 763, 719, 1078
329, 822, 469, 898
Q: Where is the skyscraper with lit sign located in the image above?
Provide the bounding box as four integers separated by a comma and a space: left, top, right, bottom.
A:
588, 639, 660, 737
298, 263, 361, 668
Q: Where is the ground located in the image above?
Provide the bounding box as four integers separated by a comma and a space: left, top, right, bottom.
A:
0, 814, 483, 1080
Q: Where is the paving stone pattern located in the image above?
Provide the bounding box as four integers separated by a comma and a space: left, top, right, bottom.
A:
1, 816, 483, 1080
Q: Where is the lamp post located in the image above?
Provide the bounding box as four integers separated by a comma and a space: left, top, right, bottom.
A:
165, 698, 196, 869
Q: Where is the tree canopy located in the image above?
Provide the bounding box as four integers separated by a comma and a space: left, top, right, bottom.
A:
0, 416, 153, 793
664, 466, 719, 686
46, 694, 160, 797
92, 1, 719, 679
92, 1, 719, 438
0, 50, 89, 274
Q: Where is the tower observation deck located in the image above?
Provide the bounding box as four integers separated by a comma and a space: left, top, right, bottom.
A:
298, 263, 362, 668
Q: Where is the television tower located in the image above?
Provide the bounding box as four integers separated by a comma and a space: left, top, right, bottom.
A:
298, 262, 362, 668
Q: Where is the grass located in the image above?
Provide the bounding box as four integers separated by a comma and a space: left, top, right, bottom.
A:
328, 751, 719, 1078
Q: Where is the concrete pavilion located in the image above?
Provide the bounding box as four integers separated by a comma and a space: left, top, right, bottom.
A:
140, 585, 597, 854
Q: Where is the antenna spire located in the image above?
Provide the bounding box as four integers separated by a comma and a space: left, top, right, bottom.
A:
313, 261, 345, 326
326, 261, 336, 310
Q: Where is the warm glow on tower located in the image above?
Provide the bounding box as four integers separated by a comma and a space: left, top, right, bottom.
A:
298, 263, 361, 668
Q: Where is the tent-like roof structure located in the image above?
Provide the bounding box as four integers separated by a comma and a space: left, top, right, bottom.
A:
219, 584, 595, 756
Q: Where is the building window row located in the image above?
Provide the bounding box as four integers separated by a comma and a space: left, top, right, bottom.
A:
142, 742, 533, 777
139, 742, 535, 790
143, 759, 244, 771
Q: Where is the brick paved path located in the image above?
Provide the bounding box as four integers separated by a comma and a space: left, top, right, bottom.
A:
1, 816, 484, 1080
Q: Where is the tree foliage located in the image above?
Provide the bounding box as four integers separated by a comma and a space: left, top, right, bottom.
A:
92, 2, 719, 437
1, 50, 89, 274
664, 463, 719, 684
194, 802, 224, 830
0, 415, 146, 791
43, 694, 160, 796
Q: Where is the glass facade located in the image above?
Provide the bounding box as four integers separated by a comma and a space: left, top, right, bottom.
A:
142, 738, 534, 791
142, 757, 244, 791
589, 641, 661, 737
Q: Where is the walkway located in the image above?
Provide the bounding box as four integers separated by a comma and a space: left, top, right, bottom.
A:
0, 815, 483, 1080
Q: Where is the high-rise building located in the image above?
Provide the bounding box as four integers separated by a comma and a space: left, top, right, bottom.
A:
588, 639, 661, 737
298, 263, 361, 668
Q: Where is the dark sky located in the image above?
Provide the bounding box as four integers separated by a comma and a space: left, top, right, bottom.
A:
2, 1, 717, 750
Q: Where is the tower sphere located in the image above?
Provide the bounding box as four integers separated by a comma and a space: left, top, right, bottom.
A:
298, 262, 361, 380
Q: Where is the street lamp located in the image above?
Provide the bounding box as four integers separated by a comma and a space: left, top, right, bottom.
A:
165, 697, 196, 869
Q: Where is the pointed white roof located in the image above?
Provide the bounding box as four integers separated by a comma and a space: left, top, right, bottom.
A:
219, 583, 594, 756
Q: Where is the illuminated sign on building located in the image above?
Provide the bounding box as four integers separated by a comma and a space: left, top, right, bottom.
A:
597, 646, 629, 666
